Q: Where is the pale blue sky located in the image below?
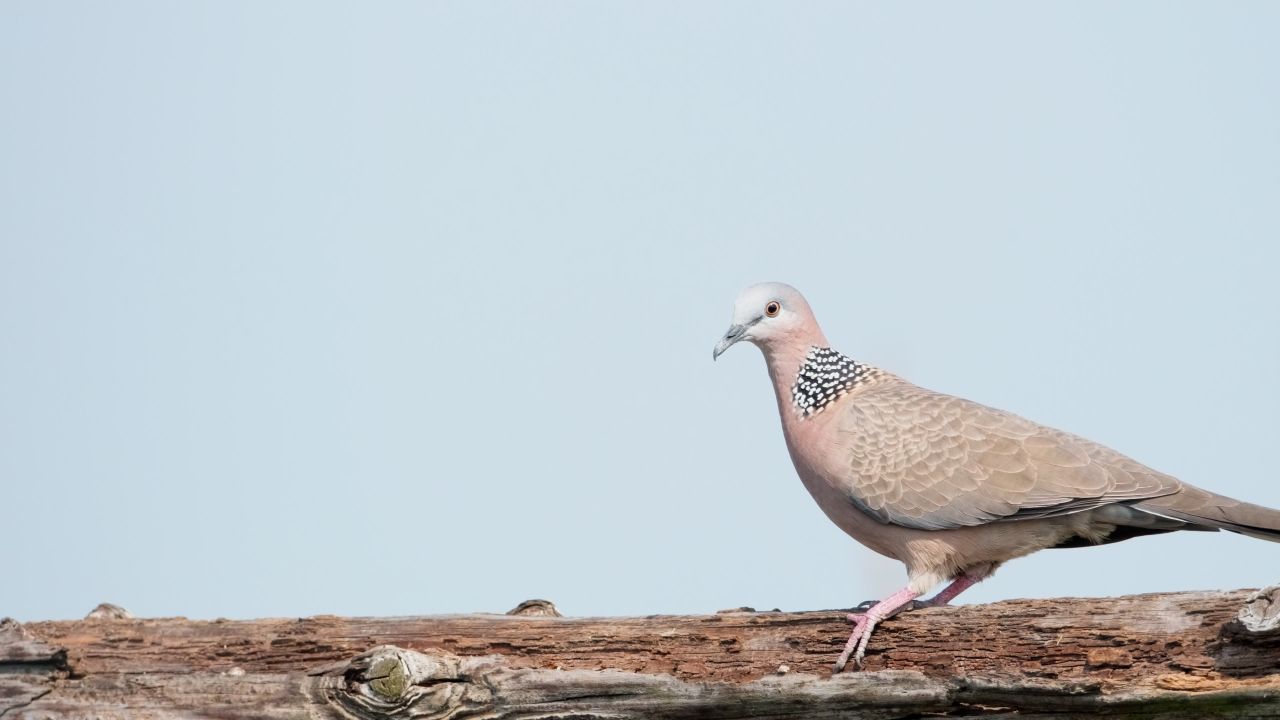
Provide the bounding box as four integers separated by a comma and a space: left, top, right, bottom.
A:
2, 2, 1278, 622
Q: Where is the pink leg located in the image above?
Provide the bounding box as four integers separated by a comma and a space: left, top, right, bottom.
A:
919, 567, 992, 607
834, 586, 920, 672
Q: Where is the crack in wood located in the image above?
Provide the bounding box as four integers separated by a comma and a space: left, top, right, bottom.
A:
0, 688, 51, 720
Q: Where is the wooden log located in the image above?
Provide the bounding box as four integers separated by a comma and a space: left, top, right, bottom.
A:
6, 588, 1280, 718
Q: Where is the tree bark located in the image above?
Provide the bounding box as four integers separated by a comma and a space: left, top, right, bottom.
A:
6, 587, 1280, 718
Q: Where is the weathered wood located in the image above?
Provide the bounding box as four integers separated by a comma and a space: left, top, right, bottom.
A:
6, 588, 1280, 718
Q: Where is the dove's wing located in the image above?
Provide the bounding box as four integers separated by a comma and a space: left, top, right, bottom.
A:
836, 379, 1181, 531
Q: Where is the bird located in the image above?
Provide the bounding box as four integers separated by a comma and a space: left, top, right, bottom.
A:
713, 282, 1280, 672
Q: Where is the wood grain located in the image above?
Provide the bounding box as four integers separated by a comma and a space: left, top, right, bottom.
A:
6, 588, 1280, 718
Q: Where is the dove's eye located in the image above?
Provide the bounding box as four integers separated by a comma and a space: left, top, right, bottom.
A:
765, 301, 781, 317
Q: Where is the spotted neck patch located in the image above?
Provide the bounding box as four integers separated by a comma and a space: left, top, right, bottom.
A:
792, 347, 881, 417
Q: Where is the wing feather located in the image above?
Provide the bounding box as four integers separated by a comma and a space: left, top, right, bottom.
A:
838, 378, 1181, 530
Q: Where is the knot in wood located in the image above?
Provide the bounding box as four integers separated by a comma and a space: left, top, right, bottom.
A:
84, 603, 133, 620
367, 657, 407, 701
313, 645, 491, 719
1232, 585, 1280, 637
506, 599, 562, 617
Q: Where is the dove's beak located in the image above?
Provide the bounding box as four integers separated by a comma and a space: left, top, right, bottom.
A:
712, 318, 760, 361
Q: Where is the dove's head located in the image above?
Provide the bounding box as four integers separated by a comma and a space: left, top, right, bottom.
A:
713, 282, 826, 361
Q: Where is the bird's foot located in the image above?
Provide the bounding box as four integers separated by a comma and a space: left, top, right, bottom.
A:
833, 587, 923, 673
833, 612, 875, 672
835, 611, 891, 672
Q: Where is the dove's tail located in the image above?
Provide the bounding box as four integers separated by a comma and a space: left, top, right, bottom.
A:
1133, 486, 1280, 542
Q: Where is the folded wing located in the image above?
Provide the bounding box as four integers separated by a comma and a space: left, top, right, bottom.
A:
837, 380, 1182, 531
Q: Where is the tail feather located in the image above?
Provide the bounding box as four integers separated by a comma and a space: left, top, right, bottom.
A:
1133, 485, 1280, 543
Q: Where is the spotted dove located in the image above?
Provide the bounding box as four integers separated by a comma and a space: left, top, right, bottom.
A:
713, 282, 1280, 671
